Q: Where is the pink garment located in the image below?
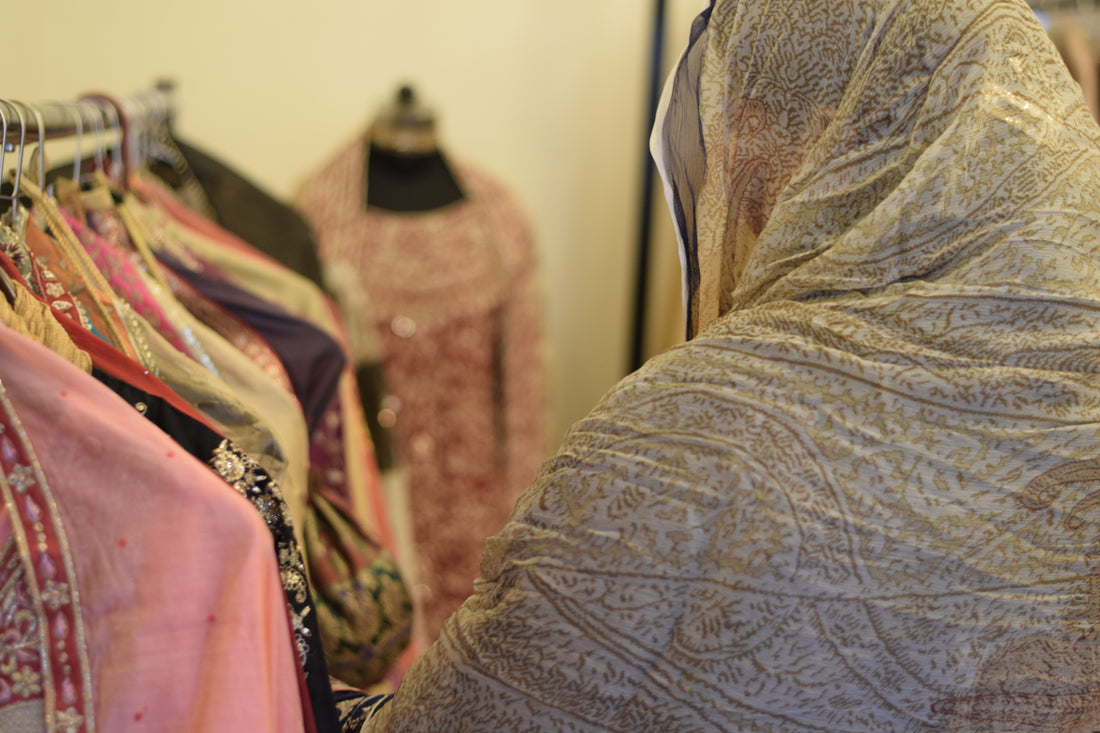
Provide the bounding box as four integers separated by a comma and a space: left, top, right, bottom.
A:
62, 210, 192, 355
0, 323, 308, 732
297, 139, 549, 640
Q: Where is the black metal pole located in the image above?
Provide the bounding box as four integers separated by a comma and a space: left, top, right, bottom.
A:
629, 0, 668, 373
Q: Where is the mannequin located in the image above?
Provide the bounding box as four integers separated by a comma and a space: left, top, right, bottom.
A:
298, 88, 548, 644
365, 86, 464, 212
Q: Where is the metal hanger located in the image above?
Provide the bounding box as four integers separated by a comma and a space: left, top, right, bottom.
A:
129, 94, 149, 170
41, 101, 85, 186
80, 94, 127, 190
24, 102, 48, 194
79, 99, 108, 178
0, 100, 28, 228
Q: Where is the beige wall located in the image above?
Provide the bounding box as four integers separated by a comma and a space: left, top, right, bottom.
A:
6, 0, 704, 445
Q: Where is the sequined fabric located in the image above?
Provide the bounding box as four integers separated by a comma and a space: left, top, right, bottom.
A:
211, 440, 313, 661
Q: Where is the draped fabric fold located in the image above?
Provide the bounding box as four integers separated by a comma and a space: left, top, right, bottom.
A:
367, 1, 1100, 730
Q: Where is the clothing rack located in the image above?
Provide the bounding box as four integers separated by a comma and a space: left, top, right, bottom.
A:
0, 81, 177, 205
1, 81, 174, 143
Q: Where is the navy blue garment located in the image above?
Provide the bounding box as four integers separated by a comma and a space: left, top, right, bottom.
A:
156, 249, 345, 437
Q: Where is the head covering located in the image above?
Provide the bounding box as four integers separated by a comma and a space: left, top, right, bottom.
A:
367, 1, 1100, 730
653, 0, 1100, 338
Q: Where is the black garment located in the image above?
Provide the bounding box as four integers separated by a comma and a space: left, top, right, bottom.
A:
365, 143, 464, 212
172, 138, 327, 289
355, 361, 398, 472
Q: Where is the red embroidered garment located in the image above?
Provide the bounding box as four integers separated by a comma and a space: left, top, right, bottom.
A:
297, 139, 549, 640
0, 378, 93, 732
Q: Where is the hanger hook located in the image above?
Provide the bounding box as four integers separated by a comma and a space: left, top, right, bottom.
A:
24, 103, 47, 191
132, 92, 156, 170
79, 99, 107, 175
42, 101, 84, 186
6, 101, 27, 227
102, 100, 123, 184
80, 93, 129, 190
130, 94, 147, 169
63, 102, 85, 185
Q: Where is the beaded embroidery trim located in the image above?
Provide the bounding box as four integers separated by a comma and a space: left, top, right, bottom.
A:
208, 439, 313, 671
0, 381, 93, 732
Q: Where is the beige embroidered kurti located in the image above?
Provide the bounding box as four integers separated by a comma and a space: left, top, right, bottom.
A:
367, 0, 1100, 730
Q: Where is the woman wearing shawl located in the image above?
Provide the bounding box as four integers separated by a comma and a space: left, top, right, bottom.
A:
364, 0, 1100, 730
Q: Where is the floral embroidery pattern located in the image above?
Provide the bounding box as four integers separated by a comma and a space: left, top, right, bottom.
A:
0, 390, 91, 732
40, 580, 71, 612
56, 707, 85, 733
0, 224, 32, 285
0, 540, 40, 705
10, 666, 40, 698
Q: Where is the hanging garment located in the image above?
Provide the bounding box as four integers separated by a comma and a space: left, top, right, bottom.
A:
132, 173, 398, 541
152, 247, 345, 438
296, 139, 549, 641
0, 234, 343, 730
9, 207, 141, 362
62, 209, 193, 355
123, 226, 411, 691
158, 263, 297, 395
128, 173, 413, 687
56, 182, 317, 558
92, 370, 343, 733
5, 200, 412, 728
0, 323, 310, 732
0, 84, 416, 718
361, 0, 1100, 730
0, 270, 92, 372
171, 137, 328, 289
0, 208, 406, 729
8, 179, 300, 507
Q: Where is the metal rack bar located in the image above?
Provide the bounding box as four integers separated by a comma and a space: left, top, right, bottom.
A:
0, 81, 175, 146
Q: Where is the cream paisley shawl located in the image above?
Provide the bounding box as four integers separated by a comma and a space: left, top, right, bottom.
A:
368, 0, 1100, 730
